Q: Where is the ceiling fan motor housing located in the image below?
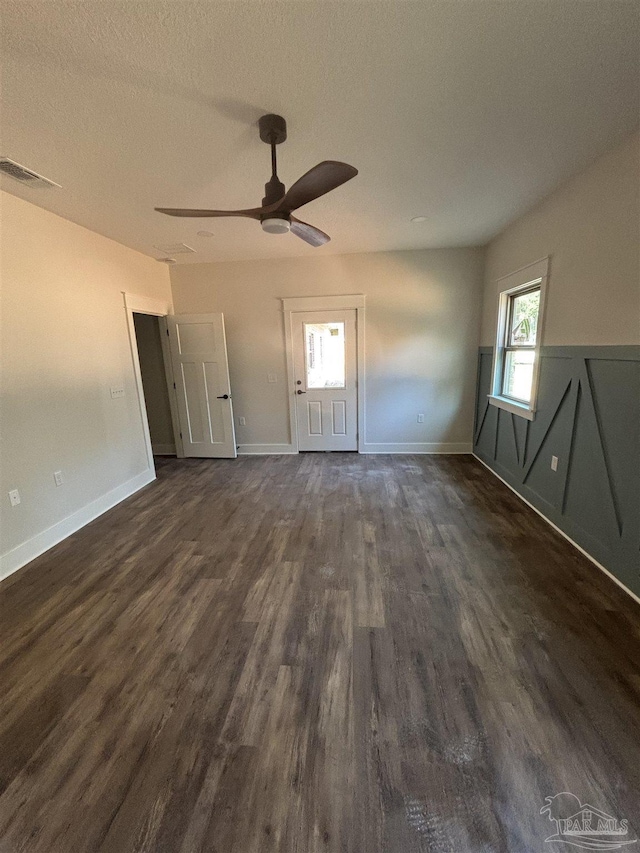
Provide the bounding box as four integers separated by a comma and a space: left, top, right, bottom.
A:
262, 175, 286, 207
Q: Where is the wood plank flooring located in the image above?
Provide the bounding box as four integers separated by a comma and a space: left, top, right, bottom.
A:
1, 453, 639, 852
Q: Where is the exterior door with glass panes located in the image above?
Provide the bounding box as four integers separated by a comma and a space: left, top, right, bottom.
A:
292, 310, 357, 451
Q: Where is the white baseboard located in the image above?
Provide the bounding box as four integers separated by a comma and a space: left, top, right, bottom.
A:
237, 443, 298, 455
237, 442, 473, 455
152, 443, 176, 456
362, 442, 472, 454
473, 454, 640, 607
0, 468, 156, 584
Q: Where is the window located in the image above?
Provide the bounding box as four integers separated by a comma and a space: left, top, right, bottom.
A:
502, 286, 539, 402
489, 257, 549, 420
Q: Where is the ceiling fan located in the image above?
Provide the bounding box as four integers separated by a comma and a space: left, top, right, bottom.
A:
155, 114, 357, 246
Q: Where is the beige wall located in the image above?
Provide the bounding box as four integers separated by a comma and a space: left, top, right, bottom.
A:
481, 131, 640, 346
133, 313, 175, 453
0, 191, 171, 573
170, 248, 485, 452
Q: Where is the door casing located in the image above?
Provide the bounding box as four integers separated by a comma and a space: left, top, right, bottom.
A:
124, 292, 184, 475
282, 294, 365, 453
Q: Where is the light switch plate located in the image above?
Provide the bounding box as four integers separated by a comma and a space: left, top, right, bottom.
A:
9, 489, 20, 507
551, 455, 559, 471
267, 373, 277, 383
110, 386, 125, 399
54, 470, 64, 486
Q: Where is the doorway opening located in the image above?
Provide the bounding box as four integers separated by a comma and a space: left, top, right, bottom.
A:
125, 293, 237, 463
283, 295, 365, 453
132, 313, 176, 457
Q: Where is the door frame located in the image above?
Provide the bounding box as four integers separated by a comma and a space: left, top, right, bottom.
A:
123, 292, 184, 470
282, 294, 365, 453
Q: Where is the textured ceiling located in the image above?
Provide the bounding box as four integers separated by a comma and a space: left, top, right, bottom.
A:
2, 1, 638, 264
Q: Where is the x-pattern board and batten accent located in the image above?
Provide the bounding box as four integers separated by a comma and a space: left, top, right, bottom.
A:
474, 345, 640, 598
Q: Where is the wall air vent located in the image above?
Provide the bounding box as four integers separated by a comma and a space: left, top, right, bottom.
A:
154, 243, 196, 255
0, 158, 61, 188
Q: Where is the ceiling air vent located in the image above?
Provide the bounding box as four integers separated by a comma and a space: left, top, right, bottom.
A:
154, 243, 196, 255
0, 158, 61, 188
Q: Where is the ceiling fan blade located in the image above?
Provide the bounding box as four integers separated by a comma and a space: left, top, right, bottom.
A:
271, 161, 357, 213
155, 207, 263, 219
290, 217, 330, 247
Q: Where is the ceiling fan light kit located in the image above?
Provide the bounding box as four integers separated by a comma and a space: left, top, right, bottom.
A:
261, 217, 291, 234
155, 114, 357, 246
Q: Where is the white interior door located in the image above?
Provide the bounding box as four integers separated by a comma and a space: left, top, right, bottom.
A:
167, 313, 237, 458
292, 309, 357, 451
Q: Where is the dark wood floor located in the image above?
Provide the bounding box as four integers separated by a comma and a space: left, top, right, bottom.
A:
0, 454, 639, 853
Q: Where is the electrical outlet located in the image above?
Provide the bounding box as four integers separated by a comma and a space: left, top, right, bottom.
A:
110, 386, 125, 399
417, 413, 425, 423
551, 455, 559, 472
9, 489, 20, 507
239, 417, 246, 426
54, 470, 64, 486
267, 373, 277, 383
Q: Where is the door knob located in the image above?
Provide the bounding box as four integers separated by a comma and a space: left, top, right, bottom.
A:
296, 390, 306, 395
217, 394, 229, 399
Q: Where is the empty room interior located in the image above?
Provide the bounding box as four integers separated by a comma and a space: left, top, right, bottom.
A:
1, 2, 639, 851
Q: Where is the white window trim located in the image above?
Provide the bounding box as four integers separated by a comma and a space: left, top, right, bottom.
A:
488, 257, 549, 421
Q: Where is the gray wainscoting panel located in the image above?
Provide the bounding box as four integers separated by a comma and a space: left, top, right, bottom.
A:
474, 346, 640, 598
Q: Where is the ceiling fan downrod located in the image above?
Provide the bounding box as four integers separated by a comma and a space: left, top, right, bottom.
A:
260, 114, 287, 210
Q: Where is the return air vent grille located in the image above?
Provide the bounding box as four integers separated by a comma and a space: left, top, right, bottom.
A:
154, 243, 196, 255
0, 158, 61, 188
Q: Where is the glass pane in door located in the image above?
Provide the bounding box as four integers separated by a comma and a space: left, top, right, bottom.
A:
304, 322, 345, 388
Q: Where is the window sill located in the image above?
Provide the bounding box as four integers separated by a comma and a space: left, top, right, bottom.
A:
488, 395, 536, 421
